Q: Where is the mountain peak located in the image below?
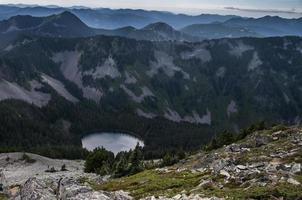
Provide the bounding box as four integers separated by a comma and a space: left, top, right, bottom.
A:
53, 11, 81, 21
45, 11, 90, 31
143, 22, 175, 32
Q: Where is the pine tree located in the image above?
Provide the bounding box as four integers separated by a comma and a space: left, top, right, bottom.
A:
129, 143, 144, 175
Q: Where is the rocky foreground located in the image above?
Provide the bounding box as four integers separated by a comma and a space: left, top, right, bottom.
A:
0, 153, 131, 200
99, 126, 302, 199
1, 125, 302, 199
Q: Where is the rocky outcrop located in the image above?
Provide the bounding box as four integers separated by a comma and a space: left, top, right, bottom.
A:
20, 177, 57, 200
142, 195, 223, 200
0, 152, 133, 200
1, 126, 302, 199
17, 177, 133, 200
182, 127, 302, 191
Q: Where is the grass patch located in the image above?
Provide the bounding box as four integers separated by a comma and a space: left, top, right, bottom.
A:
197, 183, 302, 200
95, 170, 204, 199
96, 169, 302, 200
0, 194, 8, 200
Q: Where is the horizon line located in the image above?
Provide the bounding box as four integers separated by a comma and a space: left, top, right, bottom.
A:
1, 3, 302, 19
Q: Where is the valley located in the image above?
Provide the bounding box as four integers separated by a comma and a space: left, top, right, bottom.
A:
0, 3, 301, 199
0, 32, 302, 158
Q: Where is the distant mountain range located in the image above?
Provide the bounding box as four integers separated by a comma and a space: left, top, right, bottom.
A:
0, 11, 202, 48
0, 11, 95, 37
97, 22, 201, 42
1, 9, 301, 48
181, 23, 260, 39
0, 4, 302, 157
0, 4, 236, 29
224, 16, 302, 36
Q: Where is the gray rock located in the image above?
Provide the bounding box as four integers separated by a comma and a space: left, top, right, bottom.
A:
0, 169, 7, 192
211, 159, 229, 173
219, 170, 231, 179
20, 178, 56, 200
236, 165, 248, 170
287, 178, 301, 185
291, 163, 301, 174
255, 135, 272, 147
18, 177, 133, 200
249, 162, 265, 169
225, 144, 241, 152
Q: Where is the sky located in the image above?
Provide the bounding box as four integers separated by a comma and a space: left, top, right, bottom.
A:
0, 0, 302, 18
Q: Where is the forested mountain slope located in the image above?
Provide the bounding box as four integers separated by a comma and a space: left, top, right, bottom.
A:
0, 35, 302, 157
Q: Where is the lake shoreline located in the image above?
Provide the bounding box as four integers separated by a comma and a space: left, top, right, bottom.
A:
81, 132, 144, 155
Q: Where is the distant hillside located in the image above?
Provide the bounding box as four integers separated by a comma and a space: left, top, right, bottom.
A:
181, 23, 261, 39
224, 16, 302, 36
0, 11, 95, 37
180, 16, 302, 39
0, 12, 201, 46
97, 22, 201, 42
0, 35, 302, 157
99, 125, 302, 199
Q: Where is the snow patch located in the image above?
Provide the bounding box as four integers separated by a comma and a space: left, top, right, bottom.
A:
197, 109, 212, 125
136, 108, 156, 119
248, 52, 263, 71
2, 25, 20, 33
0, 152, 84, 186
147, 51, 190, 79
121, 85, 154, 103
184, 110, 212, 125
181, 47, 212, 62
227, 100, 238, 118
125, 72, 137, 84
164, 108, 182, 122
41, 74, 78, 103
52, 51, 102, 102
0, 79, 50, 107
216, 67, 226, 78
84, 56, 121, 79
283, 92, 290, 104
4, 44, 14, 51
165, 109, 212, 125
229, 41, 254, 57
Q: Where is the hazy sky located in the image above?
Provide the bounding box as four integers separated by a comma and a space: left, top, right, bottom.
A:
1, 0, 302, 17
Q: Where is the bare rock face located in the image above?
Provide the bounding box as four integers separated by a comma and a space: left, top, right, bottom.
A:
17, 176, 133, 200
0, 169, 7, 194
0, 153, 133, 200
20, 178, 56, 200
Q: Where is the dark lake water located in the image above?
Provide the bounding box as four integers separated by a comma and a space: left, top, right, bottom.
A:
81, 132, 144, 155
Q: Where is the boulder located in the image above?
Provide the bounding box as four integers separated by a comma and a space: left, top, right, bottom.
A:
0, 169, 7, 192
254, 135, 272, 147
287, 178, 300, 185
236, 165, 248, 170
20, 178, 56, 200
219, 170, 231, 179
225, 144, 241, 153
291, 163, 301, 174
211, 159, 229, 173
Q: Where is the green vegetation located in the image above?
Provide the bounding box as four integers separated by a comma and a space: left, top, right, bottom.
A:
204, 121, 266, 151
1, 35, 302, 160
0, 194, 8, 200
84, 144, 145, 177
98, 170, 297, 199
96, 170, 204, 199
197, 183, 302, 200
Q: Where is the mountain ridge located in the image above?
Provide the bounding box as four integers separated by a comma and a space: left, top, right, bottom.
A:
0, 34, 302, 157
